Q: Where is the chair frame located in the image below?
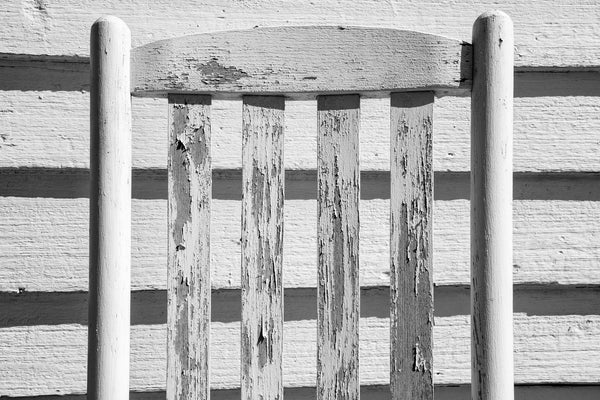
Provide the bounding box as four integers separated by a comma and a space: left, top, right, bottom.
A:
88, 11, 513, 400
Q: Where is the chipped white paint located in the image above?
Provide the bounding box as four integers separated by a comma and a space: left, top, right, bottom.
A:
88, 15, 131, 400
471, 11, 514, 400
390, 92, 434, 399
167, 95, 212, 400
131, 26, 469, 96
317, 95, 360, 400
2, 315, 600, 397
241, 96, 285, 400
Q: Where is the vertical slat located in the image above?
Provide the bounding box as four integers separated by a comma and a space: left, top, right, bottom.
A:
88, 16, 131, 400
167, 94, 212, 400
317, 94, 360, 400
241, 96, 285, 400
389, 91, 434, 400
471, 11, 514, 400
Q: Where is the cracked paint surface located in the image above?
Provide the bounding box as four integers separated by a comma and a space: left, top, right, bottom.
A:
317, 95, 360, 400
241, 96, 284, 400
390, 92, 434, 399
167, 94, 212, 400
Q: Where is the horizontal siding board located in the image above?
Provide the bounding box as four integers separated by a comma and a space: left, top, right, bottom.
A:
1, 315, 599, 396
1, 87, 598, 172
1, 169, 598, 201
1, 197, 598, 292
3, 385, 600, 400
4, 286, 600, 328
1, 1, 599, 68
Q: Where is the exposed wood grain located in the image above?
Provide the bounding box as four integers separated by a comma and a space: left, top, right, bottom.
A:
2, 315, 599, 397
471, 11, 514, 400
131, 26, 469, 96
1, 86, 599, 172
241, 96, 285, 400
2, 0, 599, 68
317, 95, 360, 400
2, 197, 599, 292
167, 94, 211, 400
389, 92, 434, 399
88, 16, 131, 400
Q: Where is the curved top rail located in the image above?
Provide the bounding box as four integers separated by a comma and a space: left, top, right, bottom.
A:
131, 26, 471, 98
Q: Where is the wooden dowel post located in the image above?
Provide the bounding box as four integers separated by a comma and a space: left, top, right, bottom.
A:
88, 16, 132, 400
471, 11, 514, 400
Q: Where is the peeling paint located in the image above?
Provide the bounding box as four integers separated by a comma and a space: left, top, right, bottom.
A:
317, 95, 360, 400
167, 94, 211, 400
413, 342, 430, 372
241, 96, 284, 400
196, 58, 249, 85
390, 92, 434, 399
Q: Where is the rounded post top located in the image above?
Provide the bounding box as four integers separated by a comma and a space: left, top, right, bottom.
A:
91, 15, 130, 36
473, 10, 513, 33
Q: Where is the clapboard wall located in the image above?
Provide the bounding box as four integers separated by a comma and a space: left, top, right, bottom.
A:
0, 0, 599, 399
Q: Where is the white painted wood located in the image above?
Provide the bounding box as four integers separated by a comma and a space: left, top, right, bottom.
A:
390, 92, 434, 399
2, 197, 599, 292
241, 96, 285, 400
1, 90, 598, 172
2, 0, 599, 68
88, 15, 131, 400
1, 315, 599, 397
131, 26, 469, 96
167, 95, 212, 400
317, 95, 360, 400
471, 11, 514, 400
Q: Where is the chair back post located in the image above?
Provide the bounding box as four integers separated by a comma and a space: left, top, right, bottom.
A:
88, 15, 132, 400
471, 11, 514, 400
84, 14, 518, 399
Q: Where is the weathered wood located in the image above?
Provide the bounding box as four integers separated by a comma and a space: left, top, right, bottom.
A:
241, 96, 285, 400
471, 11, 514, 400
2, 315, 600, 397
317, 94, 360, 400
167, 94, 212, 400
88, 15, 131, 400
131, 26, 470, 97
389, 92, 434, 399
